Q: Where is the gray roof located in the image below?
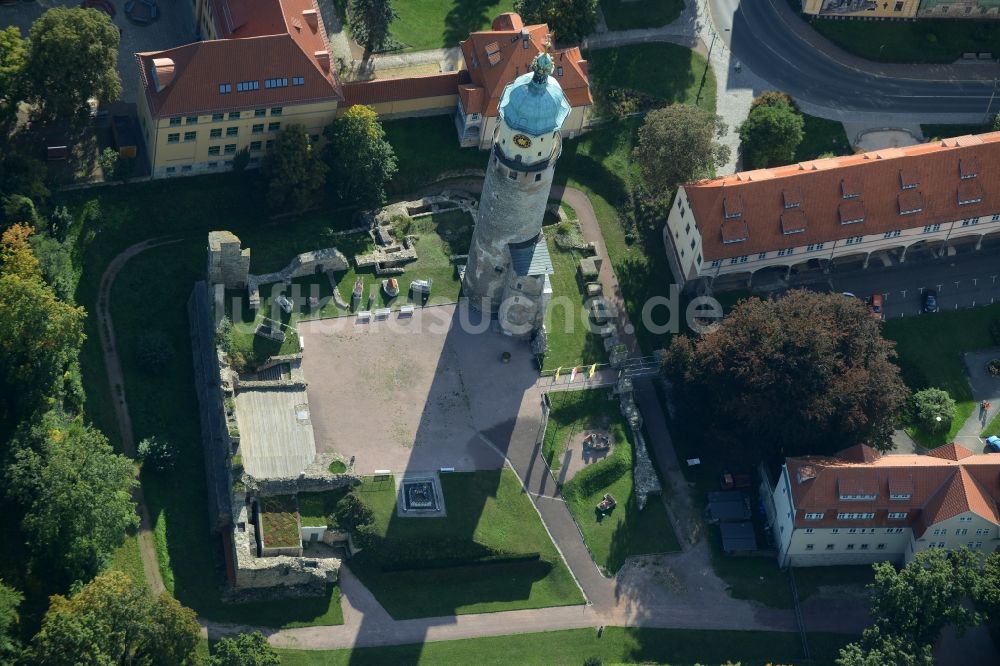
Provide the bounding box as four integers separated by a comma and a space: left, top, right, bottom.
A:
509, 237, 554, 276
720, 521, 757, 553
235, 387, 316, 479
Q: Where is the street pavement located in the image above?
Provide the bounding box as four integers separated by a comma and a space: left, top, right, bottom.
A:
709, 0, 1000, 120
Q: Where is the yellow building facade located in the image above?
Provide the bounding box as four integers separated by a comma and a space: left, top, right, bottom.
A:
802, 0, 919, 18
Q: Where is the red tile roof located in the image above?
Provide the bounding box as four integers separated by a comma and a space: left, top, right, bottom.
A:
459, 14, 591, 118
786, 444, 1000, 536
685, 132, 1000, 262
137, 0, 342, 119
340, 71, 470, 107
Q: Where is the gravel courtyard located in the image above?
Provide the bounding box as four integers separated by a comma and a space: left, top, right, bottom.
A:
298, 304, 541, 475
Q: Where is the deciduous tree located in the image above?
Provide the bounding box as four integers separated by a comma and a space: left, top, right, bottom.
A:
514, 0, 598, 44
662, 290, 909, 459
5, 410, 138, 581
634, 104, 730, 192
0, 26, 27, 125
348, 0, 398, 53
25, 7, 121, 119
0, 580, 22, 662
836, 627, 934, 666
738, 97, 804, 169
29, 571, 200, 665
208, 631, 280, 666
323, 105, 398, 209
262, 124, 328, 213
909, 387, 956, 433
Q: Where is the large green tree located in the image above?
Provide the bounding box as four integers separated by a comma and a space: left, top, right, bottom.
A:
839, 549, 982, 665
0, 579, 22, 663
25, 7, 121, 119
348, 0, 398, 53
662, 290, 909, 458
262, 124, 328, 213
5, 410, 138, 581
208, 631, 280, 666
323, 105, 398, 209
909, 387, 956, 434
29, 571, 200, 665
738, 93, 804, 169
0, 225, 85, 425
0, 26, 27, 126
634, 104, 730, 192
514, 0, 598, 44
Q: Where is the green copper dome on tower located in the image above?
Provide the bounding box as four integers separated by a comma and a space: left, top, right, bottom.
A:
497, 52, 571, 136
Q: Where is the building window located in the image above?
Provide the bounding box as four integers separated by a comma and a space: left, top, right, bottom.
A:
883, 230, 902, 239
224, 144, 237, 155
826, 544, 835, 550
839, 494, 876, 501
208, 146, 220, 156
805, 513, 824, 520
806, 243, 824, 252
777, 248, 794, 257
292, 76, 304, 86
534, 174, 542, 182
956, 528, 968, 535
249, 141, 262, 152
265, 140, 274, 150
993, 214, 1000, 222
185, 116, 198, 125
271, 107, 283, 116
838, 512, 876, 520
181, 165, 192, 172
877, 543, 886, 550
210, 128, 222, 139
696, 254, 702, 265
229, 111, 240, 120
844, 236, 864, 245
888, 512, 907, 520
805, 528, 814, 534
690, 239, 696, 251
846, 544, 855, 550
758, 252, 767, 260
236, 80, 259, 92
831, 528, 840, 534
268, 122, 281, 131
207, 161, 218, 168
710, 259, 721, 268
508, 169, 517, 181
165, 166, 176, 173
169, 117, 181, 126
923, 224, 942, 233
860, 544, 869, 550
933, 528, 946, 536
886, 528, 903, 534
219, 84, 232, 94
212, 113, 224, 122
975, 541, 984, 548
976, 528, 989, 535
226, 127, 238, 137
254, 109, 266, 118
183, 131, 196, 142
252, 124, 264, 134
890, 493, 911, 501
961, 218, 980, 226
960, 516, 973, 522
264, 78, 288, 89
805, 544, 815, 550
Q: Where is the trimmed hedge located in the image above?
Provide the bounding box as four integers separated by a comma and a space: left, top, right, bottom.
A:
380, 552, 542, 573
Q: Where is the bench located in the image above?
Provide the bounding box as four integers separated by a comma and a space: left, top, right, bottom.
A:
356, 310, 371, 322
374, 307, 390, 319
399, 304, 415, 317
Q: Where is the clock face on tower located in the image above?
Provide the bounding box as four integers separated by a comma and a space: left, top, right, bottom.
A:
512, 133, 532, 149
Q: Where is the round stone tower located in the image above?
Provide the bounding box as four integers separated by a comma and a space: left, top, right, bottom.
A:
463, 50, 571, 314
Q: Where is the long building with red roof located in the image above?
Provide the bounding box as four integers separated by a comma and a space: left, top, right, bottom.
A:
664, 132, 1000, 290
763, 443, 1000, 567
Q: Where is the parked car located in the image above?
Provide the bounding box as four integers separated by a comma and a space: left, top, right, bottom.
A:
868, 294, 884, 321
922, 289, 939, 313
987, 436, 1000, 453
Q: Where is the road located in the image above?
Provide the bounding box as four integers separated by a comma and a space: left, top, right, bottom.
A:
707, 0, 1000, 117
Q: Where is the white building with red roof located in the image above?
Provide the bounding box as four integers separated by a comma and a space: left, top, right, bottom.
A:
763, 443, 1000, 567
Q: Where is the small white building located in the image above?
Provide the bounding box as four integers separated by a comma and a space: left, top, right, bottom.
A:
663, 133, 1000, 291
763, 443, 1000, 568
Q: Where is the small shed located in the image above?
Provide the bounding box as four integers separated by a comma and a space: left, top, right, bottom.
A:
719, 521, 757, 554
704, 491, 751, 524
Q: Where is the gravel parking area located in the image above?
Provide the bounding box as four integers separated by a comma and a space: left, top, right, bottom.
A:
298, 304, 541, 475
3, 0, 196, 102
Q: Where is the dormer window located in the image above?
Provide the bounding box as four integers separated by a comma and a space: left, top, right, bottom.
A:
889, 493, 911, 501
723, 195, 743, 219
485, 42, 502, 66
960, 157, 979, 180
958, 180, 984, 206
900, 168, 920, 190
838, 494, 877, 501
898, 190, 924, 215
841, 177, 861, 199
219, 83, 232, 94
839, 200, 865, 225
782, 188, 802, 209
781, 208, 807, 235
721, 218, 749, 244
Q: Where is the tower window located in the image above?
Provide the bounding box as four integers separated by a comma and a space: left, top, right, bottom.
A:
508, 170, 517, 180
535, 174, 542, 182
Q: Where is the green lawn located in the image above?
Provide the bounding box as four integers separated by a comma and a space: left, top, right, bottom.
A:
882, 305, 1000, 447
348, 471, 584, 618
922, 123, 990, 141
542, 230, 608, 370
587, 42, 717, 116
983, 409, 1000, 438
276, 626, 854, 666
600, 0, 685, 30
389, 0, 516, 51
107, 531, 147, 591
543, 388, 620, 470
384, 115, 485, 195
795, 114, 852, 162
808, 17, 1000, 63
298, 489, 350, 528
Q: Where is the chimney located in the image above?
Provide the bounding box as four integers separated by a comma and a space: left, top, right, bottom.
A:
151, 57, 175, 92
314, 50, 330, 71
577, 58, 588, 76
302, 9, 318, 30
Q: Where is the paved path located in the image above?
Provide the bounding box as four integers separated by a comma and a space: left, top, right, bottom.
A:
98, 238, 181, 595
956, 349, 1000, 449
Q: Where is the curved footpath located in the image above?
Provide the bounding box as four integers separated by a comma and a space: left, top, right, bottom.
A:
98, 238, 182, 595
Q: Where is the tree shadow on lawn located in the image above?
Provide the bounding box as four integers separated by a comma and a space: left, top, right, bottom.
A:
443, 0, 506, 49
